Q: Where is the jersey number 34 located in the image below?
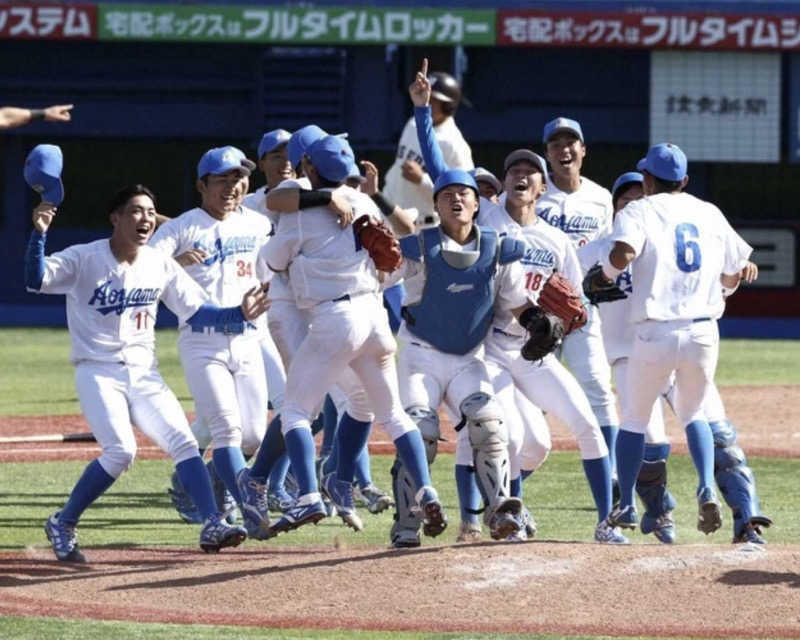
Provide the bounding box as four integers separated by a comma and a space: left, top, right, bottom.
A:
675, 223, 701, 273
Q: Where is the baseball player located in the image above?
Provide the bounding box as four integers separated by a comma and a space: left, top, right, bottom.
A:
383, 60, 473, 229
385, 166, 554, 547
588, 143, 753, 537
25, 177, 263, 561
406, 68, 621, 543
537, 118, 621, 481
238, 125, 401, 533
150, 146, 272, 539
581, 171, 770, 544
255, 134, 447, 538
473, 167, 503, 204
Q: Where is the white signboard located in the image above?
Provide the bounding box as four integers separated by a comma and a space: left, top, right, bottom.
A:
650, 51, 780, 163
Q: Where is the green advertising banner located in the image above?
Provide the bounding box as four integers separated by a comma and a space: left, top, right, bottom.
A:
98, 4, 496, 45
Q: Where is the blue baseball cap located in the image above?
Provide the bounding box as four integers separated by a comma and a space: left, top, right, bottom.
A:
24, 144, 64, 205
543, 117, 584, 143
611, 171, 644, 200
308, 135, 355, 183
197, 146, 255, 179
288, 124, 328, 169
257, 129, 291, 159
636, 143, 687, 182
433, 169, 479, 199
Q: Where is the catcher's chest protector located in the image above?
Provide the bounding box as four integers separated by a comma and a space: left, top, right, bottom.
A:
403, 226, 498, 355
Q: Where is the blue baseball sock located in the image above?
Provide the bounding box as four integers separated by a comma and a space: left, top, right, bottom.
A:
176, 456, 217, 520
582, 456, 613, 521
615, 429, 645, 510
249, 414, 284, 482
284, 427, 318, 495
268, 453, 291, 492
212, 446, 246, 504
455, 464, 481, 525
59, 459, 115, 525
644, 442, 671, 463
320, 394, 338, 458
510, 475, 522, 499
354, 445, 372, 488
335, 413, 372, 483
393, 430, 431, 489
685, 420, 715, 492
520, 468, 533, 482
600, 425, 619, 476
322, 436, 338, 477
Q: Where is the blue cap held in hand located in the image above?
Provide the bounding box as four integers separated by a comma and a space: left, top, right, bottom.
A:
24, 144, 64, 205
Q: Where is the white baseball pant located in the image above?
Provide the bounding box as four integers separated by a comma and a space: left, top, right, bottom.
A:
75, 361, 199, 478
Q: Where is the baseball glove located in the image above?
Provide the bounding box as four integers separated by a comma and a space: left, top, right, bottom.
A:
520, 307, 565, 362
353, 215, 403, 272
537, 272, 588, 335
582, 263, 627, 305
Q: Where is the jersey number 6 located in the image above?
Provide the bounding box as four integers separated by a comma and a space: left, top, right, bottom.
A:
675, 223, 701, 273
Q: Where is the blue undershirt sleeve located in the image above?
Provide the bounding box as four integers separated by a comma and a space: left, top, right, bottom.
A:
186, 303, 246, 329
414, 106, 448, 183
24, 230, 46, 291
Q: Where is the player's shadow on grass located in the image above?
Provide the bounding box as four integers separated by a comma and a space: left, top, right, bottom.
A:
718, 569, 800, 588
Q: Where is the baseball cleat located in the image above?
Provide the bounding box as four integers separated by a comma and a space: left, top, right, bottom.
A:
45, 512, 86, 563
168, 470, 203, 525
356, 484, 394, 514
199, 514, 247, 553
267, 486, 296, 513
415, 486, 447, 538
236, 468, 272, 540
594, 519, 630, 544
269, 493, 327, 536
455, 521, 482, 543
697, 486, 723, 535
520, 505, 537, 539
607, 504, 638, 529
488, 498, 523, 541
207, 460, 237, 524
390, 521, 421, 548
322, 472, 364, 532
733, 516, 772, 545
642, 511, 676, 544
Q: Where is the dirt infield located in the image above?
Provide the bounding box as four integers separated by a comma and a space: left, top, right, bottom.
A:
2, 543, 799, 637
1, 384, 799, 637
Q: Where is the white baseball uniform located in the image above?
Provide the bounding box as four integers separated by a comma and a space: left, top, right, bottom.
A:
150, 205, 270, 453
263, 189, 416, 444
478, 201, 608, 472
32, 239, 209, 477
608, 191, 752, 433
537, 177, 619, 428
383, 115, 473, 225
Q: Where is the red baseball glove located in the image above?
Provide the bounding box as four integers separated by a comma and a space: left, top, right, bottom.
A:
353, 215, 403, 272
537, 272, 588, 335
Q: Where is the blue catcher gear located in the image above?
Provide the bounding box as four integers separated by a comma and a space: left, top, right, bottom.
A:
636, 443, 676, 544
711, 420, 772, 543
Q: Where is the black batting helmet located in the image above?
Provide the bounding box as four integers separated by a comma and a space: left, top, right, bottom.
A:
429, 72, 463, 107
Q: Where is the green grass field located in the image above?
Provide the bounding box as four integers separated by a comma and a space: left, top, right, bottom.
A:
0, 329, 798, 639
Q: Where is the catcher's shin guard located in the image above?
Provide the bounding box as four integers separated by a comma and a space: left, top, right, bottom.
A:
389, 456, 422, 547
636, 444, 676, 542
460, 393, 515, 523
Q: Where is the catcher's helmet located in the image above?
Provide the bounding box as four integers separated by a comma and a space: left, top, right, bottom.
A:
429, 72, 463, 106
